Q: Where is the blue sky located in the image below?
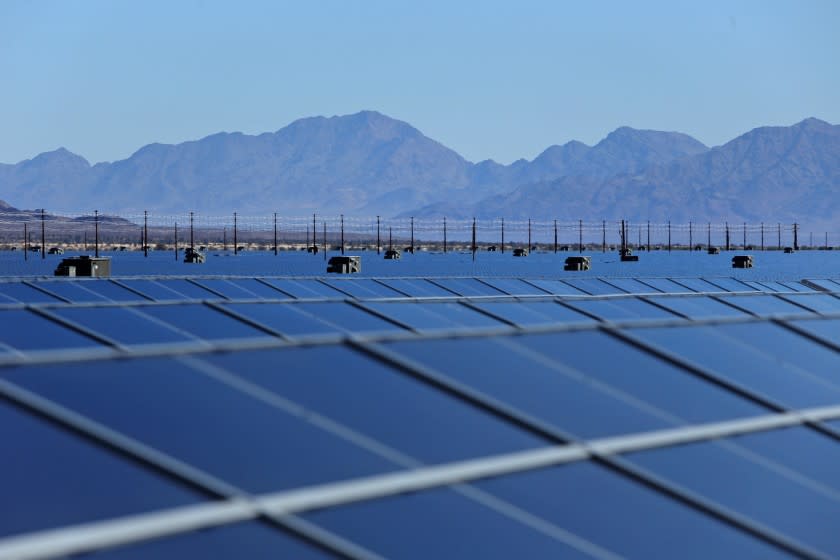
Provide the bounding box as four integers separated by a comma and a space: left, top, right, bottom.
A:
1, 0, 837, 165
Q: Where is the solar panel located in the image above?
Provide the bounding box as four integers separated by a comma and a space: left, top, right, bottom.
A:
474, 460, 791, 560
380, 336, 673, 438
717, 294, 816, 316
2, 273, 839, 559
5, 358, 398, 492
645, 295, 749, 319
0, 281, 65, 303
514, 330, 765, 424
0, 308, 101, 351
623, 434, 840, 558
89, 521, 335, 560
626, 324, 840, 408
202, 345, 546, 464
560, 278, 625, 295
563, 297, 680, 321
0, 399, 202, 538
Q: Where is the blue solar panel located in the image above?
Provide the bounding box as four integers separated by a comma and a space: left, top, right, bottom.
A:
5, 358, 398, 493
221, 302, 342, 337
718, 294, 815, 316
624, 435, 840, 558
479, 278, 554, 296
362, 302, 505, 331
31, 281, 115, 303
646, 295, 748, 319
136, 304, 275, 341
227, 278, 294, 299
0, 309, 101, 351
515, 330, 765, 424
191, 279, 268, 300
0, 399, 202, 538
116, 279, 195, 301
564, 298, 680, 321
321, 278, 404, 298
305, 484, 595, 560
0, 281, 64, 303
382, 336, 672, 438
375, 278, 455, 297
293, 302, 404, 333
522, 279, 588, 295
561, 278, 625, 295
788, 318, 840, 347
72, 280, 152, 302
50, 306, 195, 345
635, 278, 693, 293
476, 461, 791, 560
155, 279, 223, 299
602, 277, 662, 294
627, 325, 840, 408
469, 300, 594, 327
430, 278, 507, 297
778, 294, 840, 314
203, 345, 547, 464
702, 277, 755, 292
89, 521, 335, 559
260, 278, 345, 299
668, 277, 727, 293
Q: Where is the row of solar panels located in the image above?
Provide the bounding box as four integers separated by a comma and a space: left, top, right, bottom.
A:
2, 291, 840, 360
2, 314, 840, 558
0, 274, 837, 304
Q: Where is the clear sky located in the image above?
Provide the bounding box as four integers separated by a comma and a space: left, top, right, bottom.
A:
1, 0, 837, 165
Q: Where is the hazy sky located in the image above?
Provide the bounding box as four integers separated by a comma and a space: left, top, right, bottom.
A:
1, 0, 837, 165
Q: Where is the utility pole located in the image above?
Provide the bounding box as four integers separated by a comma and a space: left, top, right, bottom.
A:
190, 211, 194, 251
376, 216, 381, 254
443, 217, 447, 253
472, 217, 476, 261
528, 218, 531, 252
668, 220, 671, 253
41, 209, 46, 259
501, 218, 505, 254
340, 214, 345, 255
554, 220, 558, 253
174, 222, 178, 260
233, 212, 238, 255
144, 210, 148, 257
274, 213, 278, 256
579, 219, 583, 254
94, 210, 99, 258
409, 216, 414, 254
602, 220, 606, 253
689, 221, 693, 251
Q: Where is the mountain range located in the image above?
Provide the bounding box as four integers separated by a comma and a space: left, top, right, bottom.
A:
0, 111, 837, 229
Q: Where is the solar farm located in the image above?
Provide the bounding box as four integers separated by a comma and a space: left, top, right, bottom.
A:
2, 273, 840, 559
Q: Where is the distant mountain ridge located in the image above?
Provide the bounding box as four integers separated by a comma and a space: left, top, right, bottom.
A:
1, 111, 837, 229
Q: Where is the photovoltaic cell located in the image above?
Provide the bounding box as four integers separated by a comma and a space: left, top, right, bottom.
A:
191, 279, 266, 300
321, 278, 404, 298
802, 279, 840, 292
667, 277, 727, 293
203, 345, 547, 464
476, 461, 791, 560
5, 358, 398, 493
136, 304, 275, 341
560, 278, 625, 295
362, 302, 506, 331
227, 278, 293, 299
739, 280, 778, 292
293, 302, 404, 333
0, 399, 202, 538
49, 306, 196, 345
72, 280, 152, 302
155, 279, 223, 299
714, 322, 840, 389
602, 277, 662, 294
116, 279, 194, 301
702, 277, 755, 292
624, 436, 840, 558
259, 278, 345, 299
29, 281, 113, 303
520, 279, 588, 296
778, 294, 840, 314
221, 302, 342, 337
468, 301, 593, 327
627, 325, 840, 408
777, 281, 816, 292
564, 298, 680, 321
716, 294, 815, 316
376, 278, 457, 298
0, 282, 64, 303
0, 309, 101, 351
514, 330, 765, 424
787, 318, 840, 347
305, 484, 595, 560
645, 295, 748, 319
634, 278, 693, 293
381, 336, 672, 438
88, 521, 336, 560
480, 278, 554, 296
430, 278, 507, 297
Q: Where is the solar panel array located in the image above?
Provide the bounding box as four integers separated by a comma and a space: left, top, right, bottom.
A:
2, 275, 840, 559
